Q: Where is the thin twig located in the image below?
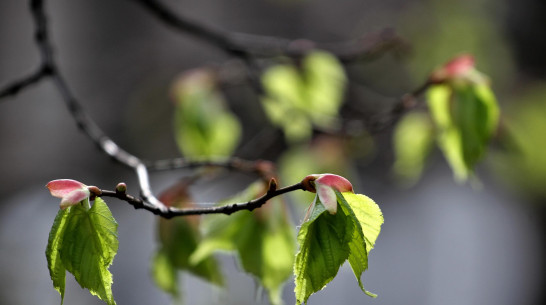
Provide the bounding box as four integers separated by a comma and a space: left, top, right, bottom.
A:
28, 0, 167, 212
0, 66, 50, 99
99, 181, 305, 218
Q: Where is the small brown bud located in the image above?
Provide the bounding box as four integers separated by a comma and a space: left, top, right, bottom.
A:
87, 186, 102, 196
301, 175, 318, 193
268, 178, 278, 192
116, 182, 127, 193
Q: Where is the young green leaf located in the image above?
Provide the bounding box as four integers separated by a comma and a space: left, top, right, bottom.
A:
337, 191, 383, 296
46, 208, 69, 304
151, 179, 223, 298
151, 250, 179, 297
392, 112, 434, 184
190, 181, 295, 305
261, 51, 346, 142
426, 55, 500, 181
293, 201, 352, 305
46, 197, 119, 305
294, 189, 383, 304
172, 68, 241, 158
427, 82, 499, 181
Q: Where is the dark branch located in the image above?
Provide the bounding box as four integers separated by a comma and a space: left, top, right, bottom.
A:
146, 157, 272, 173
99, 181, 305, 219
0, 66, 49, 99
28, 0, 169, 211
129, 0, 406, 61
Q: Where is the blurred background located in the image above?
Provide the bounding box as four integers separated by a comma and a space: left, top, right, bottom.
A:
1, 0, 545, 304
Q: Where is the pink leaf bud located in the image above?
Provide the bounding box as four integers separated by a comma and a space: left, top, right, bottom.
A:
302, 174, 353, 215
47, 179, 90, 209
430, 54, 475, 83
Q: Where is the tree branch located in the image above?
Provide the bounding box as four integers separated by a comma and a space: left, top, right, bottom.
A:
0, 66, 50, 99
98, 180, 305, 219
129, 0, 407, 61
1, 0, 429, 218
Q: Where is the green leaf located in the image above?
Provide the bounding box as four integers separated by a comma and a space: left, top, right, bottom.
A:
46, 208, 69, 304
191, 181, 296, 305
303, 51, 347, 126
337, 191, 383, 297
151, 249, 179, 298
426, 81, 499, 181
151, 180, 223, 298
261, 51, 346, 142
294, 191, 383, 304
393, 112, 435, 184
153, 215, 224, 296
173, 69, 241, 158
46, 198, 119, 305
294, 202, 352, 305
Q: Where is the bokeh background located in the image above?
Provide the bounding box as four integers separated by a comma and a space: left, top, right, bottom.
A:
1, 0, 545, 304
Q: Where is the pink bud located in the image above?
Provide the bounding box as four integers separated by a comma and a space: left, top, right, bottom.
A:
47, 179, 90, 209
430, 54, 475, 83
59, 189, 91, 209
302, 174, 354, 215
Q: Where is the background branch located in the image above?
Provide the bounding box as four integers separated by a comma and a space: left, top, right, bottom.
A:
129, 0, 407, 61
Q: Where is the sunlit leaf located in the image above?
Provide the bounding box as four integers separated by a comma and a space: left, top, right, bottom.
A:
45, 198, 118, 305
261, 51, 346, 142
426, 79, 499, 181
338, 191, 383, 296
393, 112, 434, 184
191, 181, 295, 305
304, 51, 347, 127
293, 202, 351, 305
294, 191, 382, 304
172, 69, 241, 158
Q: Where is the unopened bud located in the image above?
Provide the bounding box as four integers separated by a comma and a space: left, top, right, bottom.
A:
301, 175, 318, 193
268, 178, 278, 192
116, 182, 127, 193
87, 186, 102, 196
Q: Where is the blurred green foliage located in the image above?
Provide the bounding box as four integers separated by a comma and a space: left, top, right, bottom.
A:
261, 51, 347, 142
492, 85, 546, 200
427, 82, 499, 181
191, 181, 295, 305
172, 69, 241, 158
151, 179, 223, 299
400, 0, 514, 87
393, 112, 434, 185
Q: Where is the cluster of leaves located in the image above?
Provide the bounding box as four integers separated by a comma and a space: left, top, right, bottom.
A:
44, 51, 504, 305
151, 178, 223, 298
261, 51, 347, 142
295, 175, 383, 304
393, 54, 500, 184
46, 180, 118, 305
45, 175, 383, 305
172, 68, 242, 158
